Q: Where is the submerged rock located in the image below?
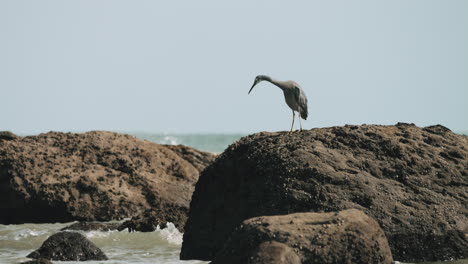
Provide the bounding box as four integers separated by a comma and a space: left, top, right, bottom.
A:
0, 131, 216, 228
21, 259, 53, 264
181, 124, 468, 262
212, 209, 393, 264
27, 231, 107, 261
61, 221, 121, 231
119, 203, 188, 232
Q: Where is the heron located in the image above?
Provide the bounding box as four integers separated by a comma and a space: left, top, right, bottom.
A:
248, 75, 308, 132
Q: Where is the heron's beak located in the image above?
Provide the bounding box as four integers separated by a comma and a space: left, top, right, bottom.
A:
248, 81, 257, 94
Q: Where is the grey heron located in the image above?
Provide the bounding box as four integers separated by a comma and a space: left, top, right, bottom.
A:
248, 75, 308, 132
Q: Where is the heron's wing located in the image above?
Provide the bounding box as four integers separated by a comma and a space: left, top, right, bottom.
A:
294, 86, 308, 120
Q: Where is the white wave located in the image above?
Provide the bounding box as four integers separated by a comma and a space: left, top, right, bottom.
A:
84, 230, 116, 239
156, 223, 183, 245
162, 135, 179, 145
12, 229, 48, 241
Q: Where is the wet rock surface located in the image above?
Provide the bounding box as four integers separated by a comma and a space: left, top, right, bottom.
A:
212, 209, 393, 264
0, 131, 216, 226
27, 231, 107, 261
181, 124, 468, 262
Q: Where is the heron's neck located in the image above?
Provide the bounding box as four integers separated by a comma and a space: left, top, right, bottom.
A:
261, 75, 284, 90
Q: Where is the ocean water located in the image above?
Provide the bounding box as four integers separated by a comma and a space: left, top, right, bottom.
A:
129, 132, 246, 153
1, 133, 467, 264
0, 222, 206, 264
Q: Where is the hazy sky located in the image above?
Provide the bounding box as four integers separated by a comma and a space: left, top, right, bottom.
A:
1, 0, 467, 134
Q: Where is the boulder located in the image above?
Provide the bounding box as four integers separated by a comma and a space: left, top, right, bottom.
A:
181, 124, 468, 262
0, 131, 216, 227
212, 209, 393, 264
61, 221, 121, 231
27, 231, 107, 261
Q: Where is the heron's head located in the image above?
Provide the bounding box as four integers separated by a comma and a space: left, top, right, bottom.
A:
248, 75, 267, 94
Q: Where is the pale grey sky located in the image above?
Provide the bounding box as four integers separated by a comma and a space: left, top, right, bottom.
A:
1, 0, 467, 134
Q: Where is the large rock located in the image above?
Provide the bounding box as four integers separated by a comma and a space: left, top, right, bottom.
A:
27, 231, 107, 261
181, 124, 468, 262
212, 209, 393, 264
0, 131, 216, 226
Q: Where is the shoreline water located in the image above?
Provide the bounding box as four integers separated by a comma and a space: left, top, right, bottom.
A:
0, 222, 207, 264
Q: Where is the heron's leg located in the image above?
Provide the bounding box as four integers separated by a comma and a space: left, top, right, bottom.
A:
290, 111, 295, 132
299, 115, 303, 131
